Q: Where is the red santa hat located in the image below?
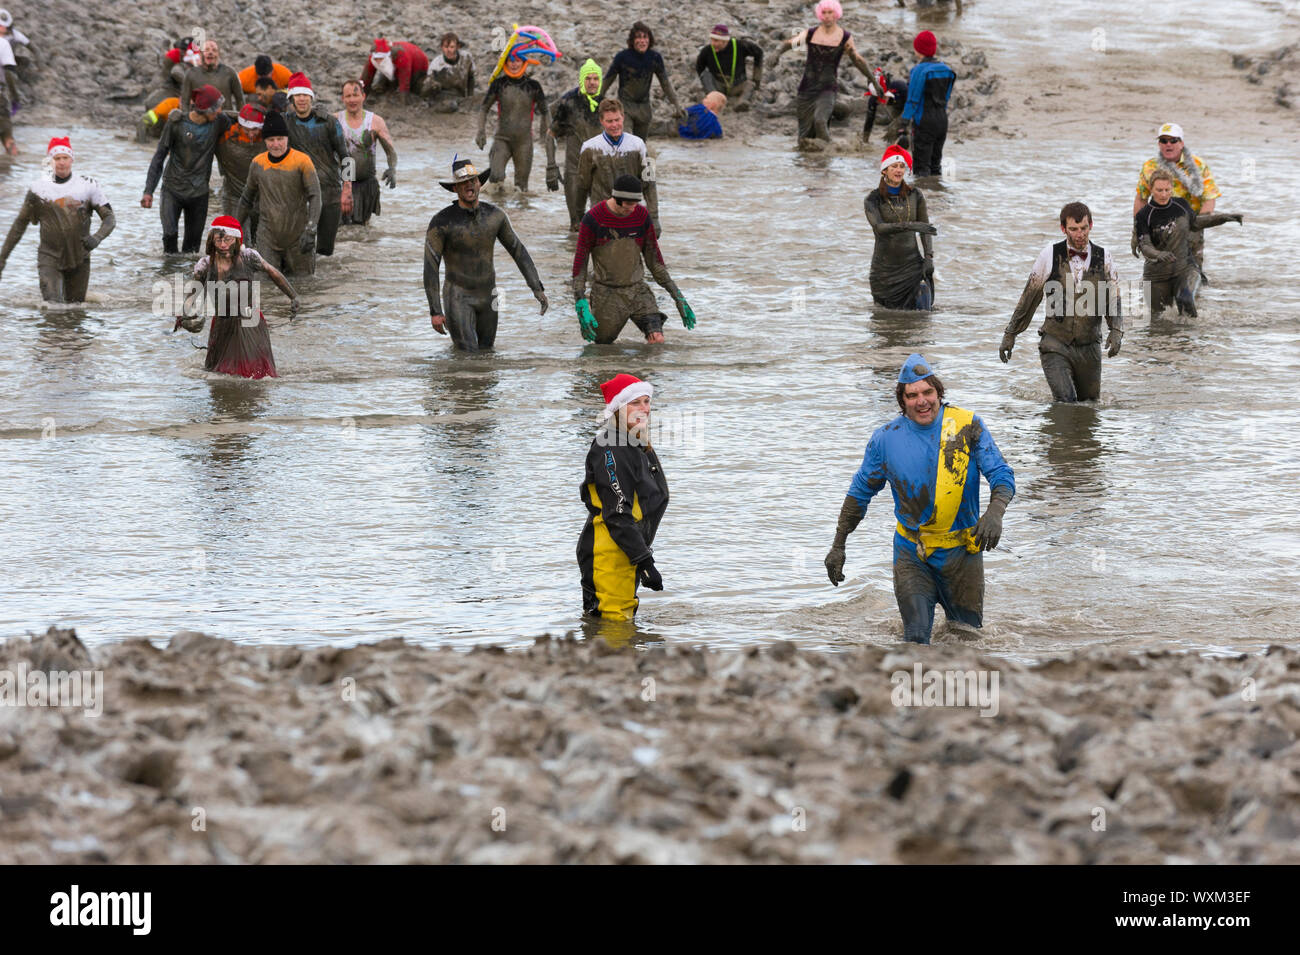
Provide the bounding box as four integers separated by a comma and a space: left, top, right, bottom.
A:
237, 104, 265, 129
600, 374, 653, 421
46, 136, 73, 158
286, 71, 314, 99
881, 144, 912, 172
208, 215, 243, 240
372, 37, 392, 56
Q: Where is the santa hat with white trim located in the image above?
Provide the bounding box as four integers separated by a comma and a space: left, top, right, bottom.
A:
600, 373, 653, 421
881, 144, 912, 173
286, 71, 314, 99
208, 215, 244, 241
47, 136, 73, 158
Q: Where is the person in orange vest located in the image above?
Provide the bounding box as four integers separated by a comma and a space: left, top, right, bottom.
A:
238, 55, 292, 94
361, 38, 429, 96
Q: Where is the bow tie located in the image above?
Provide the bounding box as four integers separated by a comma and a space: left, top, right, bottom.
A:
1069, 248, 1087, 260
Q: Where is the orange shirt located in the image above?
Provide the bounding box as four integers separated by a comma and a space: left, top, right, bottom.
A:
239, 62, 293, 93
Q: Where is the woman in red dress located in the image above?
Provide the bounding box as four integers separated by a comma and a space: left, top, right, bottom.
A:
182, 215, 298, 378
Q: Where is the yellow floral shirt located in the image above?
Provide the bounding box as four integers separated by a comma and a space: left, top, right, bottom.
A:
1136, 153, 1221, 212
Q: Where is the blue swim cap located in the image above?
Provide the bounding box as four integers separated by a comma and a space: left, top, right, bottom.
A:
897, 353, 934, 384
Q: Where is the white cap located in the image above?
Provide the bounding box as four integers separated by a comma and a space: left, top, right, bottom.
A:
0, 10, 12, 28
1158, 122, 1184, 140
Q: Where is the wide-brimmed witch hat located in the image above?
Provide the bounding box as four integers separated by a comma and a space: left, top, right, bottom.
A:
439, 157, 491, 191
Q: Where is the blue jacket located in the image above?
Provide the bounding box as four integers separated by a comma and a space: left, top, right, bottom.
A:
901, 60, 956, 123
678, 103, 722, 139
847, 405, 1014, 536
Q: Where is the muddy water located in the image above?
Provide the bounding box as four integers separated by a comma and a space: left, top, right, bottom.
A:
0, 4, 1297, 658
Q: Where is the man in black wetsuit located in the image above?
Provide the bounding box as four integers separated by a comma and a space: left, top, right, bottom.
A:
599, 21, 685, 139
695, 24, 763, 111
422, 158, 549, 352
142, 84, 232, 254
284, 71, 350, 256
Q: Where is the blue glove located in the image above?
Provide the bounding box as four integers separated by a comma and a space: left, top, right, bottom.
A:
675, 296, 696, 329
575, 298, 597, 342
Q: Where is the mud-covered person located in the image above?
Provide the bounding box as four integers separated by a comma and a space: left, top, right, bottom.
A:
475, 52, 552, 191
575, 98, 660, 235
337, 80, 397, 226
234, 110, 321, 277
1000, 201, 1123, 403
901, 30, 955, 177
695, 24, 763, 111
864, 144, 936, 309
1132, 122, 1222, 272
422, 158, 548, 352
142, 85, 233, 254
180, 39, 245, 112
425, 32, 475, 112
0, 136, 115, 302
548, 59, 606, 230
216, 104, 266, 217
598, 21, 685, 139
283, 71, 350, 257
1134, 169, 1242, 319
770, 0, 876, 144
571, 173, 695, 345
825, 354, 1015, 646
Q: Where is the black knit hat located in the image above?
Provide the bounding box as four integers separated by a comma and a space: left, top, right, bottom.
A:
262, 110, 289, 138
611, 174, 643, 201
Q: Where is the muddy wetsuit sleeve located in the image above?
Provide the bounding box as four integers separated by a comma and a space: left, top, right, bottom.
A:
846, 432, 889, 511
90, 200, 116, 249
423, 216, 446, 315
915, 192, 933, 259
0, 190, 37, 270
863, 191, 924, 237
496, 210, 544, 294
586, 442, 654, 565
1005, 244, 1054, 336
144, 122, 174, 195
301, 156, 323, 229
653, 52, 683, 111
476, 80, 500, 140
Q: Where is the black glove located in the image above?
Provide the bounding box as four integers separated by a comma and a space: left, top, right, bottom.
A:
638, 560, 663, 591
825, 546, 846, 586
973, 493, 1010, 551
545, 164, 560, 191
299, 229, 315, 254
923, 256, 934, 278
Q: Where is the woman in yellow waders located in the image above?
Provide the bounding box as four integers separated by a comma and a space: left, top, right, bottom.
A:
577, 373, 669, 621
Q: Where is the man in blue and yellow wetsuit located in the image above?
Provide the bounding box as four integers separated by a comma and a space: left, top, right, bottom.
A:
824, 354, 1015, 644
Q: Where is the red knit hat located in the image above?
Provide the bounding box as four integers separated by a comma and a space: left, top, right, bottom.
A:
46, 136, 73, 158
286, 71, 314, 98
914, 30, 938, 57
881, 144, 912, 172
600, 374, 653, 421
372, 37, 391, 54
209, 215, 243, 240
191, 84, 223, 111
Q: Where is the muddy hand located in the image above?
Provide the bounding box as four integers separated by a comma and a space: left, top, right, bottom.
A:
430, 314, 448, 335
999, 331, 1015, 363
535, 290, 549, 315
1105, 328, 1122, 358
825, 546, 846, 586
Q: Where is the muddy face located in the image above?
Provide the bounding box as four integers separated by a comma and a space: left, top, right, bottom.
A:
265, 135, 288, 158
455, 179, 479, 208
633, 33, 650, 53
291, 94, 314, 117
883, 163, 906, 187
1061, 216, 1091, 250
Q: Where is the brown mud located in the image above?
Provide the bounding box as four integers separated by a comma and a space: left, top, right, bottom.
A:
2, 626, 1296, 863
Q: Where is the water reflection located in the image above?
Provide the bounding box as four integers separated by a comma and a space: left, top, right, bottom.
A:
1037, 401, 1108, 495
32, 307, 94, 365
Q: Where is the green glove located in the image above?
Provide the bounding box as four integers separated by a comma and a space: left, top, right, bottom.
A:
675, 296, 696, 329
575, 298, 597, 342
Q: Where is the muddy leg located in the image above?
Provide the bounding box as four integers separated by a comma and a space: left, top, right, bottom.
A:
893, 537, 940, 645
1040, 350, 1079, 403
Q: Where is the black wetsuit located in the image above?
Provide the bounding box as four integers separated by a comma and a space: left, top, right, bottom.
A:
145, 112, 231, 253
863, 182, 933, 309
1005, 241, 1122, 403
578, 425, 669, 621
285, 107, 348, 256
695, 38, 764, 103
0, 173, 116, 302
550, 87, 605, 228
477, 75, 551, 191
599, 48, 682, 139
422, 200, 545, 351
1135, 197, 1237, 317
